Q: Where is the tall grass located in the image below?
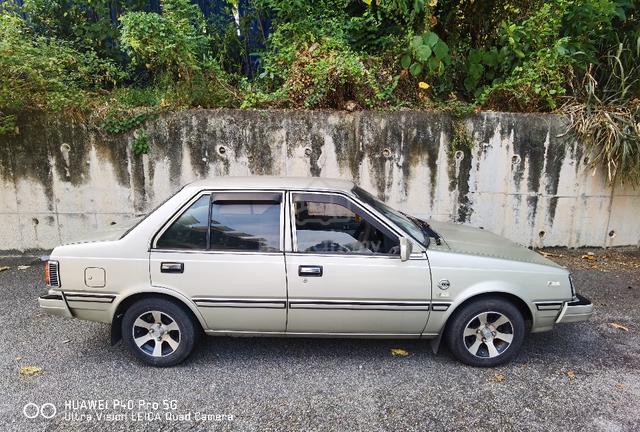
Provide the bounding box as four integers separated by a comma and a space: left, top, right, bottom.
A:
562, 39, 640, 185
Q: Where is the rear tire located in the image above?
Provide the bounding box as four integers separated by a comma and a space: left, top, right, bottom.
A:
445, 297, 525, 367
122, 298, 197, 367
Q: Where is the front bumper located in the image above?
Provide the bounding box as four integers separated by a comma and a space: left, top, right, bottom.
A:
556, 294, 593, 324
38, 291, 72, 318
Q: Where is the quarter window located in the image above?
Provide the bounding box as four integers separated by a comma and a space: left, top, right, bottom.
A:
293, 193, 399, 255
156, 195, 210, 250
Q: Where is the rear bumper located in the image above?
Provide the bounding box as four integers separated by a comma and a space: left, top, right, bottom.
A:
38, 291, 72, 318
556, 294, 593, 324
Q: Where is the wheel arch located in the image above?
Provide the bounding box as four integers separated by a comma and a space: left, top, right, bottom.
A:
110, 290, 206, 345
444, 292, 534, 336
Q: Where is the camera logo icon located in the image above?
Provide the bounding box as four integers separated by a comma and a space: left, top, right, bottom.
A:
23, 403, 57, 419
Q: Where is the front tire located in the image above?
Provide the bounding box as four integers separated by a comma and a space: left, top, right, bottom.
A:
122, 298, 197, 367
445, 297, 525, 367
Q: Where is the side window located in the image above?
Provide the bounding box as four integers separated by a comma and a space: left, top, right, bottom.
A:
156, 195, 210, 249
293, 193, 399, 255
210, 199, 281, 252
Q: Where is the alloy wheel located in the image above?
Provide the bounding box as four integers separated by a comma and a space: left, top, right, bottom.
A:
463, 311, 514, 358
132, 311, 181, 357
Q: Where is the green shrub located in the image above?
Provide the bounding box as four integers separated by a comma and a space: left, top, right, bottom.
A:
119, 0, 209, 82
0, 10, 124, 133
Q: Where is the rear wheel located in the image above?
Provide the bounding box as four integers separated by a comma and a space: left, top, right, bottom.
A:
445, 297, 525, 367
122, 298, 197, 367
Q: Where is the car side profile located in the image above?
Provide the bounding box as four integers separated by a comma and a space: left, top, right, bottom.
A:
38, 176, 593, 367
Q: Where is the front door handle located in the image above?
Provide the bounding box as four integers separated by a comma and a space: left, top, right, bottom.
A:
298, 265, 323, 277
161, 262, 184, 273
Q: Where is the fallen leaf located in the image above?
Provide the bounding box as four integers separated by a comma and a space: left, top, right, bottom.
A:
541, 251, 563, 258
609, 322, 629, 332
390, 348, 410, 357
0, 266, 10, 272
494, 373, 505, 382
19, 366, 42, 377
615, 383, 624, 390
17, 265, 30, 270
566, 370, 576, 380
581, 255, 596, 261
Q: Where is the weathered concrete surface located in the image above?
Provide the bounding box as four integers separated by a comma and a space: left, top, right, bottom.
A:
0, 109, 638, 251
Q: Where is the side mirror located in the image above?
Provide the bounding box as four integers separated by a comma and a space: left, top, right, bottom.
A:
400, 237, 413, 262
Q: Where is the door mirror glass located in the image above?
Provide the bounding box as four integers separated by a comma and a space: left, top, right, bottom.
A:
400, 237, 412, 261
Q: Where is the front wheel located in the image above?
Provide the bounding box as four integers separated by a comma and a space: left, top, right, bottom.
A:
122, 298, 198, 367
444, 297, 525, 367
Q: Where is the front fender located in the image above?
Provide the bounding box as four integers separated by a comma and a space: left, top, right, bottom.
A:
423, 280, 536, 336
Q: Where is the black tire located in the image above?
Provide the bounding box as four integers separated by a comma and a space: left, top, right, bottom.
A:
122, 297, 198, 367
444, 297, 525, 367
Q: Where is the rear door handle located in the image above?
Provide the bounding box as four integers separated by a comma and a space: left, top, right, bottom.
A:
298, 265, 323, 277
161, 262, 184, 273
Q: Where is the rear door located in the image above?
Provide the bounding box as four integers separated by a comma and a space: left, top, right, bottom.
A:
150, 190, 287, 332
284, 192, 431, 335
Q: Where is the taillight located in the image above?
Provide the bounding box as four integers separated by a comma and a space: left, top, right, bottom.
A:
45, 261, 60, 287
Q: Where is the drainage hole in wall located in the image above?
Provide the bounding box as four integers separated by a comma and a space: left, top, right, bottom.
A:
304, 147, 312, 156
217, 146, 227, 156
609, 230, 616, 238
32, 218, 39, 225
110, 221, 117, 226
511, 155, 521, 165
382, 148, 392, 159
538, 230, 545, 238
583, 157, 589, 164
454, 150, 464, 161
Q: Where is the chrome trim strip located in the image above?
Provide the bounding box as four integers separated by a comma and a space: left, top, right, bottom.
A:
204, 330, 422, 338
65, 293, 115, 304
430, 302, 452, 311
152, 249, 284, 256
535, 301, 564, 311
289, 300, 430, 311
193, 298, 287, 309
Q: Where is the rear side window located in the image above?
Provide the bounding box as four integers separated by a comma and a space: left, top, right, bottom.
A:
210, 201, 281, 252
156, 195, 210, 249
155, 192, 282, 252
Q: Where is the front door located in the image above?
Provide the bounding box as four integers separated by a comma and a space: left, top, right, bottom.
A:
150, 191, 287, 332
285, 192, 431, 335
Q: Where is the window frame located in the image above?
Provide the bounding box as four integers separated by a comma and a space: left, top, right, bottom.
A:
151, 189, 285, 254
288, 191, 402, 258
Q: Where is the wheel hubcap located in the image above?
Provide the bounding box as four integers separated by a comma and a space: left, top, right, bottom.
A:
463, 311, 514, 358
132, 311, 180, 357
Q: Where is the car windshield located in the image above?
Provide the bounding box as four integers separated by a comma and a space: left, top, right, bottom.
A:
352, 186, 428, 247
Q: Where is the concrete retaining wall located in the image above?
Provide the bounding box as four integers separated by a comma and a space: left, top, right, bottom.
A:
0, 109, 638, 251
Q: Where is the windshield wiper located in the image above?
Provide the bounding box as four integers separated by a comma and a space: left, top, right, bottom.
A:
404, 213, 442, 246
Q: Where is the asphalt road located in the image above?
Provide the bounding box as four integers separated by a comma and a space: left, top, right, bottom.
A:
0, 252, 639, 432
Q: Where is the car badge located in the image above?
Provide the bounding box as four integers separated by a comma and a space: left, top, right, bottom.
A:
438, 279, 450, 290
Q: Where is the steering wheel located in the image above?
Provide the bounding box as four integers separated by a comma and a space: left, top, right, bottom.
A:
305, 240, 351, 253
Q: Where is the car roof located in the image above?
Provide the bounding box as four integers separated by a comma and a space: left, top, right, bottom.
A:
186, 176, 356, 193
